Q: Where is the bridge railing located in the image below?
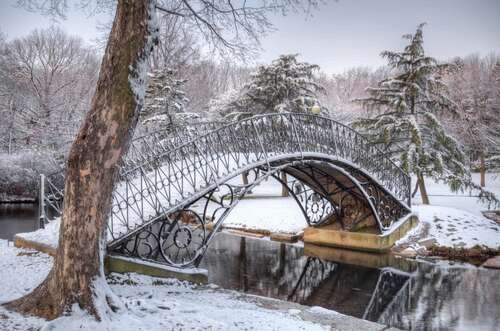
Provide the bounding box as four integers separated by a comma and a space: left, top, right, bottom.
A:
38, 170, 65, 228
109, 113, 411, 242
37, 121, 225, 225
122, 121, 226, 172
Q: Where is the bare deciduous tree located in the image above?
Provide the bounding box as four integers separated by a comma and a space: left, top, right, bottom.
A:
0, 27, 99, 157
444, 54, 500, 186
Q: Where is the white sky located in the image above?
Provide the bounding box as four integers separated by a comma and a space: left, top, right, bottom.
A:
1, 0, 499, 74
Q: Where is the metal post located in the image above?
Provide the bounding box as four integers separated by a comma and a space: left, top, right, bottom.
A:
39, 174, 46, 229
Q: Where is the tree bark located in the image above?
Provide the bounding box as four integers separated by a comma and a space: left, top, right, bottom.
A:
281, 171, 289, 197
5, 0, 157, 320
417, 173, 430, 205
411, 177, 420, 198
480, 153, 486, 187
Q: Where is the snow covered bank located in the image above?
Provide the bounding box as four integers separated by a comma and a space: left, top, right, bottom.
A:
15, 217, 60, 250
412, 173, 500, 216
398, 205, 500, 250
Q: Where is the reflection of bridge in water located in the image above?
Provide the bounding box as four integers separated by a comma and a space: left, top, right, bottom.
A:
40, 113, 411, 268
201, 233, 500, 330
201, 233, 413, 322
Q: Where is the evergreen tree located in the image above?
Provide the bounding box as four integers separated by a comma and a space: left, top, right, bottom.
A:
226, 54, 325, 120
140, 68, 192, 133
353, 24, 498, 206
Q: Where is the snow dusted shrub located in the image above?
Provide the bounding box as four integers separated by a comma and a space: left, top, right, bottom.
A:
0, 151, 60, 202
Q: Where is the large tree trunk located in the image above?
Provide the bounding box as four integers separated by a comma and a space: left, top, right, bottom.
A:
480, 153, 486, 187
417, 173, 430, 205
5, 0, 157, 320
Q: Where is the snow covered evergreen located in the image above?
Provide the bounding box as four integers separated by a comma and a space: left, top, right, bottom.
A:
222, 54, 325, 120
353, 24, 498, 206
140, 68, 195, 133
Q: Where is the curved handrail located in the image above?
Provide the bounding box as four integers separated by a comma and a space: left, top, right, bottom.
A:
123, 113, 410, 195
108, 113, 411, 243
41, 120, 227, 184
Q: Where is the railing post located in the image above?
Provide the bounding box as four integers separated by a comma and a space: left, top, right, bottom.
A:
38, 174, 46, 229
251, 118, 270, 168
289, 114, 303, 159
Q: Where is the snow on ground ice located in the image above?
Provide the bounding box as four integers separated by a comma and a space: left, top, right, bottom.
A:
412, 173, 500, 216
0, 240, 331, 331
16, 217, 60, 249
410, 205, 500, 249
220, 197, 307, 234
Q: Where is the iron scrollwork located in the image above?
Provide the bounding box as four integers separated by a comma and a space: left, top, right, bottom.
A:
40, 113, 412, 269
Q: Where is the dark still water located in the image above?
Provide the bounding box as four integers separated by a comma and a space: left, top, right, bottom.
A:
200, 233, 500, 331
0, 203, 39, 240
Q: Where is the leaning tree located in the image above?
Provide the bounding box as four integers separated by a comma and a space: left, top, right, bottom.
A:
353, 23, 498, 206
4, 0, 322, 321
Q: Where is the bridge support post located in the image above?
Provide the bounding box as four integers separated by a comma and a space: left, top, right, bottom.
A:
303, 214, 419, 253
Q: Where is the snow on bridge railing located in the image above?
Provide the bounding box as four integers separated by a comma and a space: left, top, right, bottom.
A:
108, 113, 411, 242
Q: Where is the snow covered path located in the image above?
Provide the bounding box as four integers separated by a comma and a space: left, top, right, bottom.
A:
0, 240, 326, 330
0, 240, 390, 331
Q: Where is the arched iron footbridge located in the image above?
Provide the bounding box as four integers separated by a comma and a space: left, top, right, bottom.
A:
40, 113, 411, 269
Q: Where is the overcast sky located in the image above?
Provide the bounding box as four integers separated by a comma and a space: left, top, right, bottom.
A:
1, 0, 499, 73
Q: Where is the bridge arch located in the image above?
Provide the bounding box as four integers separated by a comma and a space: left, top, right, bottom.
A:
107, 113, 411, 268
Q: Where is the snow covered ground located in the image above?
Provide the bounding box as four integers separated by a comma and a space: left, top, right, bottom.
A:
222, 197, 307, 234
0, 240, 385, 331
399, 173, 500, 250
408, 205, 500, 249
412, 173, 500, 216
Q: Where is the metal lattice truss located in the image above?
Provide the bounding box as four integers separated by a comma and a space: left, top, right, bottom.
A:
41, 113, 411, 268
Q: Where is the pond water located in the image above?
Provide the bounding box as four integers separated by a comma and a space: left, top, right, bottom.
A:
0, 203, 39, 240
200, 233, 500, 331
1, 205, 499, 330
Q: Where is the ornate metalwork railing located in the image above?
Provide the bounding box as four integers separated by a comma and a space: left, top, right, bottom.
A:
123, 122, 226, 171
108, 113, 411, 266
38, 121, 225, 226
40, 113, 411, 268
